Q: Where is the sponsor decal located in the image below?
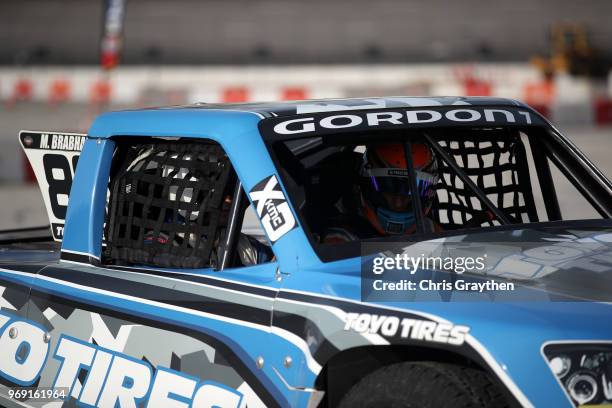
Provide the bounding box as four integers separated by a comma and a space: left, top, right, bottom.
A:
19, 131, 85, 241
19, 132, 85, 152
249, 175, 297, 242
269, 107, 536, 136
0, 312, 50, 386
343, 313, 470, 346
292, 97, 475, 114
387, 168, 409, 177
0, 311, 243, 407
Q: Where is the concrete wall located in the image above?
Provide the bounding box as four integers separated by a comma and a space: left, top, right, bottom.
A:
2, 0, 612, 64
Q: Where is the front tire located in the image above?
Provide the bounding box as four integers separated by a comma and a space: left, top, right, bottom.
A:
337, 361, 512, 408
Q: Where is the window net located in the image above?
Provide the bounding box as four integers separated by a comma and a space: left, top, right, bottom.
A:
431, 131, 538, 229
104, 141, 231, 268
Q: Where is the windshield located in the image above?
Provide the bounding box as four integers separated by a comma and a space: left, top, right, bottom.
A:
267, 126, 609, 262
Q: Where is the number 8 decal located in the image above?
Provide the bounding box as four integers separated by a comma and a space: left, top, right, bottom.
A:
42, 154, 78, 219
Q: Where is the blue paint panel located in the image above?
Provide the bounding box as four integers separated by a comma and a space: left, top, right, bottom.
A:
0, 269, 308, 407
62, 138, 114, 258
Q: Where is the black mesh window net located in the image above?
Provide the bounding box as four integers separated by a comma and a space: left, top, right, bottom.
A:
104, 141, 231, 268
431, 130, 538, 229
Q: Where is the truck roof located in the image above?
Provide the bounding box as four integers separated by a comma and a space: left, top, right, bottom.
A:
88, 96, 536, 139
177, 96, 527, 118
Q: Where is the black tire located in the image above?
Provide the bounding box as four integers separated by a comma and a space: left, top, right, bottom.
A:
337, 361, 512, 408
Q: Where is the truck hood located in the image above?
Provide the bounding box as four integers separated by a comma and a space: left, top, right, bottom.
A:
359, 221, 612, 334
435, 223, 612, 303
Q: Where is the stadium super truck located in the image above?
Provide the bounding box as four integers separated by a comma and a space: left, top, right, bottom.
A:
0, 96, 611, 408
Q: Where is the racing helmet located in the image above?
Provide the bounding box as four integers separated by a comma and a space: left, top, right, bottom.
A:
360, 142, 438, 234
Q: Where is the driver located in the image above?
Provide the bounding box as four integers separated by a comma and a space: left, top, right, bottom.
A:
322, 142, 440, 244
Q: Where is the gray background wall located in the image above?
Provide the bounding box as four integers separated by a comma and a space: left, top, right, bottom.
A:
1, 0, 612, 64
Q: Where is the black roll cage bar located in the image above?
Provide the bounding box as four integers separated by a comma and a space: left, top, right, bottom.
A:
384, 127, 610, 234
218, 179, 244, 270
540, 128, 612, 218
239, 123, 612, 263
403, 141, 427, 232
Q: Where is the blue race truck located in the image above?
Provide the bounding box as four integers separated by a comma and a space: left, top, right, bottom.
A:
1, 97, 611, 408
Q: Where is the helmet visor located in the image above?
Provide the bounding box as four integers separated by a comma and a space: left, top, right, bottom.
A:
364, 167, 437, 199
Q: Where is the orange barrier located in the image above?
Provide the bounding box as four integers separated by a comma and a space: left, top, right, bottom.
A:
524, 80, 555, 106
464, 77, 492, 96
14, 79, 34, 101
49, 79, 71, 106
90, 79, 112, 105
523, 80, 555, 119
282, 87, 308, 100
222, 87, 249, 103
7, 79, 34, 108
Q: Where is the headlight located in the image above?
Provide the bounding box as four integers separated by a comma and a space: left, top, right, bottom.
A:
543, 343, 612, 406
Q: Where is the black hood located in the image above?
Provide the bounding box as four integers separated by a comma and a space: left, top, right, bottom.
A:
445, 221, 612, 302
